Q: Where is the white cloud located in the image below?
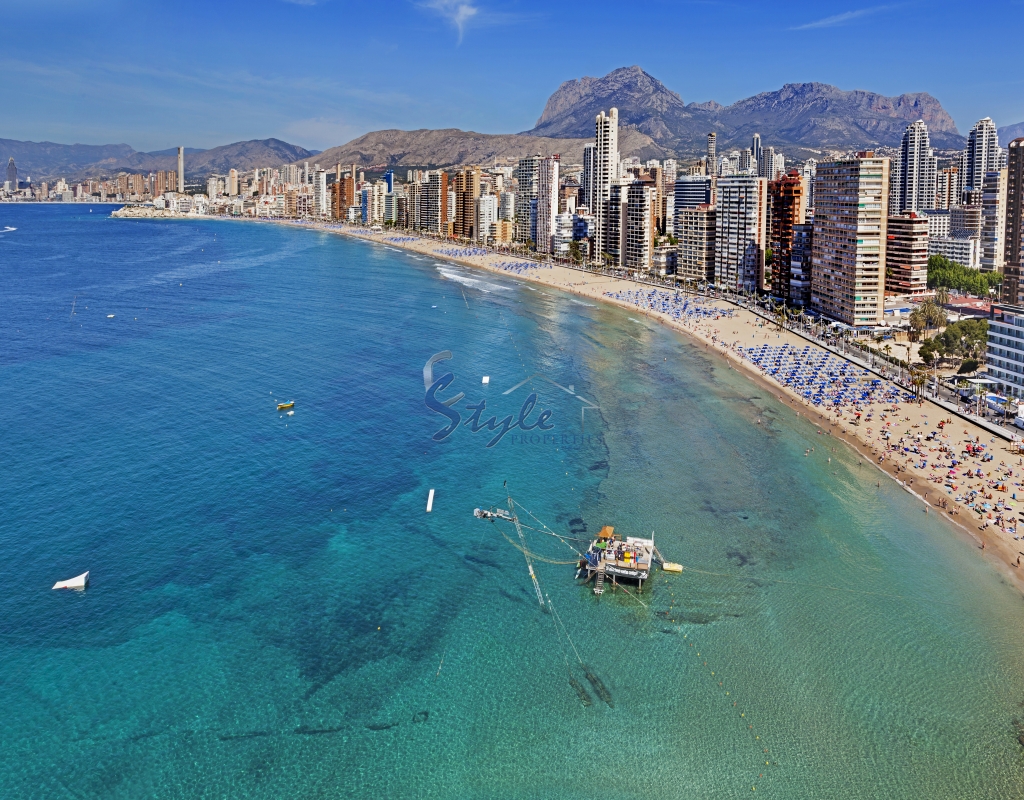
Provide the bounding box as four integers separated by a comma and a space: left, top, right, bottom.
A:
420, 0, 479, 43
792, 5, 891, 30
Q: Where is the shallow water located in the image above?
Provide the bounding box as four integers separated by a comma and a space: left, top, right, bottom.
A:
2, 205, 1024, 798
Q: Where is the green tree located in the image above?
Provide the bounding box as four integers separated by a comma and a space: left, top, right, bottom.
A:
568, 240, 583, 264
927, 254, 1002, 296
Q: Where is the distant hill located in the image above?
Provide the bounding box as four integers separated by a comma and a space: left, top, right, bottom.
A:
306, 127, 667, 169
0, 138, 316, 180
999, 122, 1024, 146
526, 66, 966, 155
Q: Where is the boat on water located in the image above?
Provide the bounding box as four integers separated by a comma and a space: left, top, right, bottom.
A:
277, 401, 294, 411
52, 571, 89, 590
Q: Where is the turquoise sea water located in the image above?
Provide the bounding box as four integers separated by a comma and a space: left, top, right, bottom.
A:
2, 204, 1024, 798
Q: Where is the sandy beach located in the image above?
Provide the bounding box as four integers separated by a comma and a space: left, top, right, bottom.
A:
276, 221, 1024, 591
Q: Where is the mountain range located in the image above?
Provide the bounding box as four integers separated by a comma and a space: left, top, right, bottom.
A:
0, 138, 316, 181
5, 66, 1024, 179
526, 66, 968, 154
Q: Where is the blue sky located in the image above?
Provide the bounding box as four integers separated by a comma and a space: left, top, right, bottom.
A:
2, 0, 1022, 151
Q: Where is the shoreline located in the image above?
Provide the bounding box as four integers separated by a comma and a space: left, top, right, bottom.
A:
119, 212, 1024, 593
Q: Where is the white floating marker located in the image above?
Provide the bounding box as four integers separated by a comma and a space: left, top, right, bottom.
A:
482, 376, 490, 385
426, 489, 435, 513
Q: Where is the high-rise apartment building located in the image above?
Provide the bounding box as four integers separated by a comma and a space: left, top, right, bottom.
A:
514, 155, 540, 243
675, 205, 716, 284
790, 224, 814, 307
1002, 139, 1024, 304
594, 109, 619, 257
936, 166, 959, 209
965, 117, 1001, 195
980, 168, 1008, 273
768, 171, 806, 300
624, 182, 654, 273
535, 156, 560, 253
706, 133, 717, 176
603, 183, 628, 266
580, 144, 596, 212
453, 167, 481, 240
499, 191, 515, 221
714, 176, 768, 292
885, 213, 929, 296
314, 170, 328, 218
228, 169, 238, 197
422, 172, 449, 234
894, 120, 937, 214
810, 153, 889, 326
751, 134, 763, 176
6, 157, 16, 189
475, 194, 498, 243
177, 147, 184, 195
801, 160, 817, 209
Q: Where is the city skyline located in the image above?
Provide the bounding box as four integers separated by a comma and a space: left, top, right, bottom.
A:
2, 0, 1023, 152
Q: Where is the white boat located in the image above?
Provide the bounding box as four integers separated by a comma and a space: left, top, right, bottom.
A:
52, 571, 89, 590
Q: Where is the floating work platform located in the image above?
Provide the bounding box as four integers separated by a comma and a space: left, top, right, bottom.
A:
576, 526, 671, 594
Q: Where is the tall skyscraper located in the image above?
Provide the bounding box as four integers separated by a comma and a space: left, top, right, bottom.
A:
965, 117, 1001, 194
1002, 139, 1024, 304
580, 143, 596, 212
706, 133, 717, 176
177, 147, 184, 194
981, 168, 1009, 273
6, 157, 16, 190
895, 120, 937, 213
761, 147, 776, 180
535, 156, 560, 254
885, 213, 929, 296
714, 176, 768, 292
453, 167, 481, 239
475, 194, 498, 243
228, 169, 238, 196
514, 156, 540, 244
935, 166, 959, 209
423, 171, 449, 234
676, 205, 716, 284
810, 152, 890, 326
624, 182, 654, 273
768, 171, 807, 300
751, 134, 763, 176
594, 109, 619, 257
789, 224, 814, 307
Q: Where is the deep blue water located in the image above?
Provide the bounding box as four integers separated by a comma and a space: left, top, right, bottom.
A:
2, 204, 1024, 799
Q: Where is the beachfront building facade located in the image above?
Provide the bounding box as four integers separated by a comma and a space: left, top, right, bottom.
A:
536, 156, 560, 254
790, 223, 813, 307
714, 175, 767, 293
453, 167, 481, 240
885, 212, 929, 296
475, 194, 498, 243
810, 152, 889, 327
985, 303, 1024, 398
514, 156, 540, 244
601, 183, 627, 266
624, 181, 654, 273
421, 171, 449, 234
676, 205, 716, 285
768, 171, 806, 301
593, 108, 619, 259
1003, 139, 1024, 305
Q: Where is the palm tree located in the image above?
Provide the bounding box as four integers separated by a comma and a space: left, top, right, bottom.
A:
934, 285, 950, 306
